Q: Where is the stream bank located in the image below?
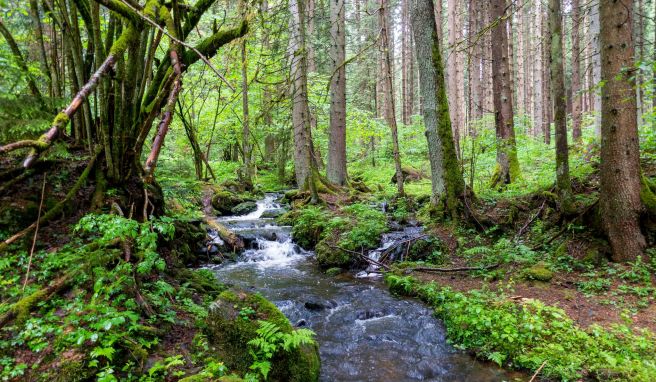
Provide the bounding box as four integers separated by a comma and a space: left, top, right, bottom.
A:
206, 194, 520, 381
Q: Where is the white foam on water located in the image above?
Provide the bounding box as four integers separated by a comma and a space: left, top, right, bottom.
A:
240, 238, 306, 269
219, 194, 280, 222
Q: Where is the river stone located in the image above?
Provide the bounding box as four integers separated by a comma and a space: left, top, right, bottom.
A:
211, 190, 243, 215
261, 208, 285, 219
205, 290, 320, 382
304, 299, 330, 311
231, 201, 257, 215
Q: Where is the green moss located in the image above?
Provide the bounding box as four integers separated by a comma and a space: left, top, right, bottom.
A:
640, 174, 656, 216
523, 262, 554, 282
52, 112, 70, 130
325, 267, 343, 276
205, 290, 320, 382
315, 237, 351, 267
109, 23, 138, 56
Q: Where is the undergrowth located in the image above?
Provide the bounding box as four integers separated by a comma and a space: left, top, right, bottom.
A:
385, 274, 656, 381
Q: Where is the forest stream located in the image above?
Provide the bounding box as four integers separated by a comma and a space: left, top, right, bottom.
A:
205, 195, 519, 382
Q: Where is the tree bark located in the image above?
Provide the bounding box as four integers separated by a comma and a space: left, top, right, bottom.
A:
379, 0, 405, 196
410, 0, 465, 218
490, 0, 520, 187
599, 0, 646, 261
549, 0, 572, 207
289, 0, 319, 202
327, 0, 348, 185
571, 0, 582, 141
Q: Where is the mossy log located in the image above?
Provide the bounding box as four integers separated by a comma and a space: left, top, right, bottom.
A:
203, 218, 244, 252
0, 273, 72, 327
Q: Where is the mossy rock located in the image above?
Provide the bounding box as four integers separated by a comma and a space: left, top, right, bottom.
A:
315, 236, 351, 268
523, 262, 554, 282
231, 201, 257, 215
211, 190, 244, 215
325, 267, 343, 276
205, 290, 320, 382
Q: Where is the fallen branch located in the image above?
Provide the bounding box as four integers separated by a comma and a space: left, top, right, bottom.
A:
378, 234, 428, 264
515, 199, 547, 240
327, 244, 390, 271
22, 173, 47, 291
403, 263, 499, 274
0, 273, 72, 327
203, 218, 244, 252
529, 361, 547, 382
0, 25, 137, 167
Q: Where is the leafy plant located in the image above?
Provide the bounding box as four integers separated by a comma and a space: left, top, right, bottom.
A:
247, 320, 315, 380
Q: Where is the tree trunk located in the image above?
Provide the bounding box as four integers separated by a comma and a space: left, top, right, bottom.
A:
380, 0, 404, 196
542, 12, 553, 146
410, 0, 465, 218
327, 0, 348, 185
599, 0, 646, 261
447, 0, 463, 151
591, 0, 602, 137
490, 0, 520, 187
241, 37, 253, 184
571, 0, 582, 141
549, 0, 572, 207
289, 0, 319, 201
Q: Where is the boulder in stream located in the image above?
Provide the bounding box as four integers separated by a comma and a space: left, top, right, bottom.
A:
231, 201, 257, 215
205, 290, 320, 382
211, 190, 245, 215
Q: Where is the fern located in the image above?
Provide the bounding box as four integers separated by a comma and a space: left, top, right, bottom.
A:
247, 321, 315, 380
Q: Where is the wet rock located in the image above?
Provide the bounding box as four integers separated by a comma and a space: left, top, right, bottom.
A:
295, 319, 308, 327
231, 201, 257, 215
211, 190, 244, 215
304, 299, 330, 311
261, 208, 286, 218
356, 310, 385, 320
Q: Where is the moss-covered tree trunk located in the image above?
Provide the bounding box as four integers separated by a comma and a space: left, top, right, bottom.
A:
548, 0, 573, 208
289, 0, 319, 202
410, 0, 465, 219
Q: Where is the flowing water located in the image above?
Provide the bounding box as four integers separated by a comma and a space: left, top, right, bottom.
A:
206, 195, 520, 382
